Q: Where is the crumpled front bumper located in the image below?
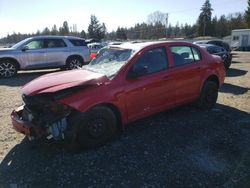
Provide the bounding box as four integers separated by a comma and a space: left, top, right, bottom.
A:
11, 105, 47, 138
11, 105, 32, 136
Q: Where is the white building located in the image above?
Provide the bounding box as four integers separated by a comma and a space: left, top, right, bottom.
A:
231, 29, 250, 50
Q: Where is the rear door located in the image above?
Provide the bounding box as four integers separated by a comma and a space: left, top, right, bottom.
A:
169, 45, 206, 104
44, 38, 68, 67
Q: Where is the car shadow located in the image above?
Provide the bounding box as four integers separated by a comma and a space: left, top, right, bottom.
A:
220, 83, 249, 95
231, 52, 239, 58
226, 68, 248, 77
232, 61, 242, 64
0, 104, 250, 187
0, 69, 60, 87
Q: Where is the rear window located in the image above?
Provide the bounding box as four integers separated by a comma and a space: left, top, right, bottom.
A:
170, 46, 201, 66
45, 39, 66, 48
207, 46, 225, 54
69, 39, 87, 47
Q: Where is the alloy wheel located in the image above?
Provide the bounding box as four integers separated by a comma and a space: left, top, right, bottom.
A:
0, 62, 17, 78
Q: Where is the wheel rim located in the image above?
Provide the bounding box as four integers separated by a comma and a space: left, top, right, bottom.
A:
87, 119, 106, 138
69, 59, 82, 69
0, 62, 16, 77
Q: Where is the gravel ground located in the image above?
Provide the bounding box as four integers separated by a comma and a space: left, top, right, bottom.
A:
0, 52, 249, 188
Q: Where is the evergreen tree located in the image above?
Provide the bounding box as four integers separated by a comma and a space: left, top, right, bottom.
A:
80, 30, 86, 38
245, 0, 250, 27
101, 23, 107, 37
217, 15, 228, 37
230, 13, 247, 30
116, 27, 127, 40
51, 24, 58, 35
198, 0, 213, 36
87, 15, 105, 40
42, 27, 50, 35
59, 21, 69, 35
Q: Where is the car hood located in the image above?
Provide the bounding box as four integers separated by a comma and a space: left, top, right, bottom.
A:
22, 69, 109, 96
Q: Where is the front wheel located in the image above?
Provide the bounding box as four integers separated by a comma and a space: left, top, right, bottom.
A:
197, 81, 218, 110
0, 60, 18, 78
67, 106, 118, 149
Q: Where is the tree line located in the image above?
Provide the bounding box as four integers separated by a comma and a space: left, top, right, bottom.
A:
0, 0, 249, 44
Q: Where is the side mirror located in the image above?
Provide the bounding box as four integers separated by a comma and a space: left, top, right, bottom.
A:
21, 45, 29, 51
127, 65, 148, 79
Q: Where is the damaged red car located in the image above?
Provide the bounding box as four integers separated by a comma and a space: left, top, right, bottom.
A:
11, 41, 225, 149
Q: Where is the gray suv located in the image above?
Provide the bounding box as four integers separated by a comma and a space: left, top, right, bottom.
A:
0, 36, 91, 78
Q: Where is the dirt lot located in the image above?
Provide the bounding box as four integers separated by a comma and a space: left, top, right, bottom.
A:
0, 52, 249, 188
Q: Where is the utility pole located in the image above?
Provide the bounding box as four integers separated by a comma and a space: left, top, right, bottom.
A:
166, 13, 169, 39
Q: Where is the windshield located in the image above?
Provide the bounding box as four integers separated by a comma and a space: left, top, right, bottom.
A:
83, 48, 134, 78
11, 38, 30, 49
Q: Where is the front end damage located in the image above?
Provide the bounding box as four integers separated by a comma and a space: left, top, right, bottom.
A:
10, 69, 110, 141
11, 93, 73, 141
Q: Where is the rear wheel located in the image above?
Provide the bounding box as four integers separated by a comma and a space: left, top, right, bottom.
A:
67, 106, 117, 149
224, 58, 232, 70
0, 60, 18, 78
197, 81, 218, 110
66, 56, 83, 70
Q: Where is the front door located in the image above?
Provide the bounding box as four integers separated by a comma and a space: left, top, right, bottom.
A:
20, 39, 46, 69
124, 47, 175, 122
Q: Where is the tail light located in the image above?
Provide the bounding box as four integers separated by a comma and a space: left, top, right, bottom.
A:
90, 52, 97, 60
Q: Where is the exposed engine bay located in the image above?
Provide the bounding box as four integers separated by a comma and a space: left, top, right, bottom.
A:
20, 93, 72, 140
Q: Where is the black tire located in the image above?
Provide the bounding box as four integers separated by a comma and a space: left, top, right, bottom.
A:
66, 56, 83, 70
224, 59, 232, 70
0, 60, 18, 78
67, 106, 117, 149
197, 81, 218, 110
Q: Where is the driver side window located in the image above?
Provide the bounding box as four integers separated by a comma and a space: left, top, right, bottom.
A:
129, 47, 168, 78
25, 39, 44, 50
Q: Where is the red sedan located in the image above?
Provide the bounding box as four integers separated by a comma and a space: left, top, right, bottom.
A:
11, 41, 225, 149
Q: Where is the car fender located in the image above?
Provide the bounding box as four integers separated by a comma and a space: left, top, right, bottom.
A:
200, 66, 225, 92
59, 86, 128, 124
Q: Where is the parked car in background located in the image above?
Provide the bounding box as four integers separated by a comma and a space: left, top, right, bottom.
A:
88, 42, 104, 53
87, 42, 105, 59
194, 40, 231, 52
0, 36, 91, 78
11, 41, 225, 149
85, 38, 101, 44
90, 45, 114, 60
198, 44, 232, 69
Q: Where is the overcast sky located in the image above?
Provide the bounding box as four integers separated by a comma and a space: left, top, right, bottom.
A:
0, 0, 247, 38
